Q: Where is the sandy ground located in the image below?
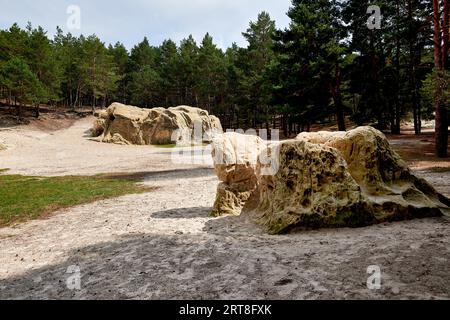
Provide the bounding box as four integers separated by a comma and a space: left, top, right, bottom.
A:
0, 118, 449, 300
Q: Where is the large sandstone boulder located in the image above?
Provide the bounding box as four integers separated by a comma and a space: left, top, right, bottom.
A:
92, 103, 223, 146
211, 127, 450, 234
211, 132, 266, 216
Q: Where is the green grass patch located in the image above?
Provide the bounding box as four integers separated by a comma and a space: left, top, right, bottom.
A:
0, 171, 155, 227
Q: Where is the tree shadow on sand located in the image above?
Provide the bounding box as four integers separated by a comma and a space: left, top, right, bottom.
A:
1, 217, 449, 300
151, 207, 212, 219
107, 168, 215, 182
0, 232, 286, 300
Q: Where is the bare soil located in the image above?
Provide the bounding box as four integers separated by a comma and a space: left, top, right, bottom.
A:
0, 117, 449, 300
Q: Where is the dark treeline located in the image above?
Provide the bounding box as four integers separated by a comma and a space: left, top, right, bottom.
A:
0, 0, 449, 154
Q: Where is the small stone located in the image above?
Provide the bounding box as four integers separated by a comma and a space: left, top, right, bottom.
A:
392, 287, 400, 295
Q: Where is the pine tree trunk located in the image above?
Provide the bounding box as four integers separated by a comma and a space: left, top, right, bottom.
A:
333, 63, 346, 132
443, 0, 449, 69
434, 0, 448, 157
408, 0, 420, 135
392, 0, 401, 135
434, 0, 443, 70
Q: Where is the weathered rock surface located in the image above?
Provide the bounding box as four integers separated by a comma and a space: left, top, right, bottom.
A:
92, 103, 223, 146
91, 118, 106, 137
211, 132, 265, 216
211, 127, 450, 234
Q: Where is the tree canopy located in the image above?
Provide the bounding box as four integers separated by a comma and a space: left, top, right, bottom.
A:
0, 1, 448, 156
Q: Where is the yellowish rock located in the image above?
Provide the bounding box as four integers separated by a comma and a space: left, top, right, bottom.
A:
252, 140, 376, 233
93, 103, 223, 146
211, 132, 265, 216
211, 127, 450, 233
91, 118, 106, 137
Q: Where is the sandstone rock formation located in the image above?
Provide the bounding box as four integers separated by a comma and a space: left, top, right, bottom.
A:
211, 127, 450, 234
211, 132, 265, 216
92, 103, 223, 146
91, 110, 108, 137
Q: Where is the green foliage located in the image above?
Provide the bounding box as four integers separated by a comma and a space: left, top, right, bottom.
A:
421, 69, 450, 109
271, 0, 347, 128
0, 2, 444, 133
197, 33, 228, 113
342, 0, 434, 131
129, 66, 161, 107
0, 57, 46, 105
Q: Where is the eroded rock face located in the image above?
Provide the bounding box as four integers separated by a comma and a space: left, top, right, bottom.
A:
253, 140, 375, 233
211, 127, 450, 234
93, 103, 223, 146
296, 127, 407, 195
211, 132, 265, 216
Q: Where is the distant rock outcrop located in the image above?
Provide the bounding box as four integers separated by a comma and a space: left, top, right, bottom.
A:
211, 127, 450, 234
92, 103, 223, 146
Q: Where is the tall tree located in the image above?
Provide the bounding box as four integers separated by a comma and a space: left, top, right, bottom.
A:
108, 42, 129, 104
0, 57, 45, 118
178, 35, 199, 106
156, 39, 180, 107
432, 0, 449, 157
242, 11, 276, 129
197, 33, 227, 113
272, 0, 348, 133
129, 66, 161, 108
82, 35, 118, 112
26, 24, 62, 116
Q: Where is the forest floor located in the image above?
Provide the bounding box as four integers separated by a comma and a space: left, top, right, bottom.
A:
0, 114, 449, 300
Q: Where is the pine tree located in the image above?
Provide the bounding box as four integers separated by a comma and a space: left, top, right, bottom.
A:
178, 35, 199, 106
108, 42, 130, 104
272, 0, 347, 133
156, 39, 180, 107
26, 24, 63, 116
197, 33, 227, 113
0, 57, 45, 118
129, 66, 161, 108
242, 12, 276, 129
432, 0, 449, 157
